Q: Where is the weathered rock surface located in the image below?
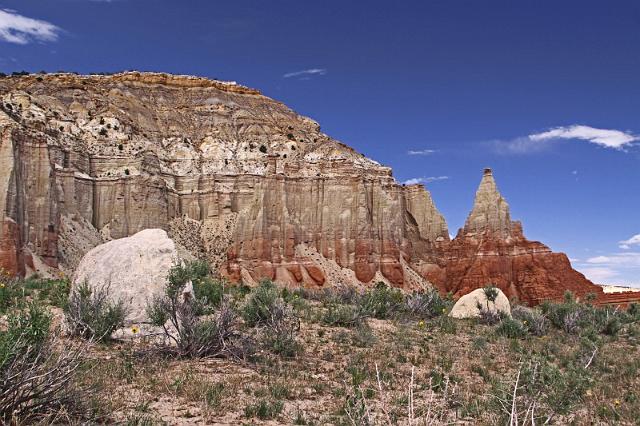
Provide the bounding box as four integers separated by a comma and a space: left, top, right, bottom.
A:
0, 72, 601, 305
72, 229, 180, 323
449, 287, 511, 319
426, 169, 603, 305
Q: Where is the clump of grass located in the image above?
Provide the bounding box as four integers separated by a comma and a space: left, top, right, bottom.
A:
404, 288, 452, 319
321, 303, 364, 327
496, 317, 528, 339
244, 398, 284, 420
65, 282, 127, 342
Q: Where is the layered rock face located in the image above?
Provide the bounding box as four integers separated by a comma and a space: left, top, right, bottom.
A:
0, 72, 600, 304
427, 169, 603, 305
0, 72, 448, 290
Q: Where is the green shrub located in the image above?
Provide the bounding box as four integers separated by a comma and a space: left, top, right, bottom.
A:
25, 278, 70, 308
321, 303, 364, 327
491, 355, 592, 423
0, 278, 23, 313
404, 289, 451, 319
242, 280, 280, 327
194, 277, 223, 310
511, 305, 549, 336
242, 281, 300, 357
357, 282, 404, 319
0, 304, 89, 422
496, 317, 527, 339
1, 303, 51, 363
476, 302, 504, 325
147, 263, 247, 359
483, 285, 499, 303
65, 282, 127, 342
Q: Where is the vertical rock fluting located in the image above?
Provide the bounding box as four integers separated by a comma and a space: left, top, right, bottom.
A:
0, 72, 602, 304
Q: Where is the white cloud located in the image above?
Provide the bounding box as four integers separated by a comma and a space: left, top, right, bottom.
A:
403, 176, 449, 185
0, 9, 61, 44
619, 234, 640, 250
579, 266, 620, 283
586, 253, 640, 267
283, 68, 327, 79
407, 149, 436, 156
529, 125, 637, 150
493, 125, 638, 154
575, 251, 640, 286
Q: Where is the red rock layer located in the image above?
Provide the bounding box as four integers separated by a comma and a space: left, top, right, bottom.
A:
425, 224, 603, 306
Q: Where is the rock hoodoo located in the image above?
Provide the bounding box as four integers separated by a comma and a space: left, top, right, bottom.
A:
0, 72, 601, 305
427, 168, 602, 305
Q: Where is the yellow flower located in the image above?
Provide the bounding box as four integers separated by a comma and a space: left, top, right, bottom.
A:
0, 283, 5, 288
523, 320, 528, 325
418, 320, 425, 328
131, 326, 140, 334
614, 399, 621, 406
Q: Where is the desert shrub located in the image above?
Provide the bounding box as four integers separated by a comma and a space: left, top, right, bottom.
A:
147, 263, 247, 359
541, 297, 586, 334
512, 305, 549, 336
483, 285, 499, 303
496, 317, 527, 339
65, 282, 127, 342
351, 323, 376, 347
0, 277, 23, 313
23, 277, 70, 308
321, 303, 364, 327
242, 280, 281, 327
404, 288, 451, 319
541, 297, 633, 337
491, 354, 592, 423
477, 302, 504, 325
259, 298, 300, 357
0, 304, 89, 422
357, 282, 404, 319
242, 281, 300, 357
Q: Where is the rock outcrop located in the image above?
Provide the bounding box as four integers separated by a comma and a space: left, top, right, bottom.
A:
427, 168, 603, 305
0, 72, 601, 305
72, 229, 184, 323
449, 287, 511, 319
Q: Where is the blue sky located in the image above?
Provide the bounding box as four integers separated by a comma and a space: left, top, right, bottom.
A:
1, 0, 639, 287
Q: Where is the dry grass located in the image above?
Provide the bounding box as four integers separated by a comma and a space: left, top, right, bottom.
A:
69, 302, 640, 425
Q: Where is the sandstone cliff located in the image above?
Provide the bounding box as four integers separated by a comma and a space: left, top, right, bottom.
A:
0, 72, 599, 304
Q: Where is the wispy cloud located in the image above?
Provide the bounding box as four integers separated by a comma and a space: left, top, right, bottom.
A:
407, 149, 436, 156
493, 125, 638, 154
587, 253, 640, 267
574, 251, 640, 287
283, 68, 327, 79
530, 125, 637, 149
403, 176, 449, 185
579, 266, 621, 283
0, 9, 61, 44
619, 234, 640, 250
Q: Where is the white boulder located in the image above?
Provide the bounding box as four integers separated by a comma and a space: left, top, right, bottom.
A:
449, 287, 511, 319
72, 229, 181, 324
